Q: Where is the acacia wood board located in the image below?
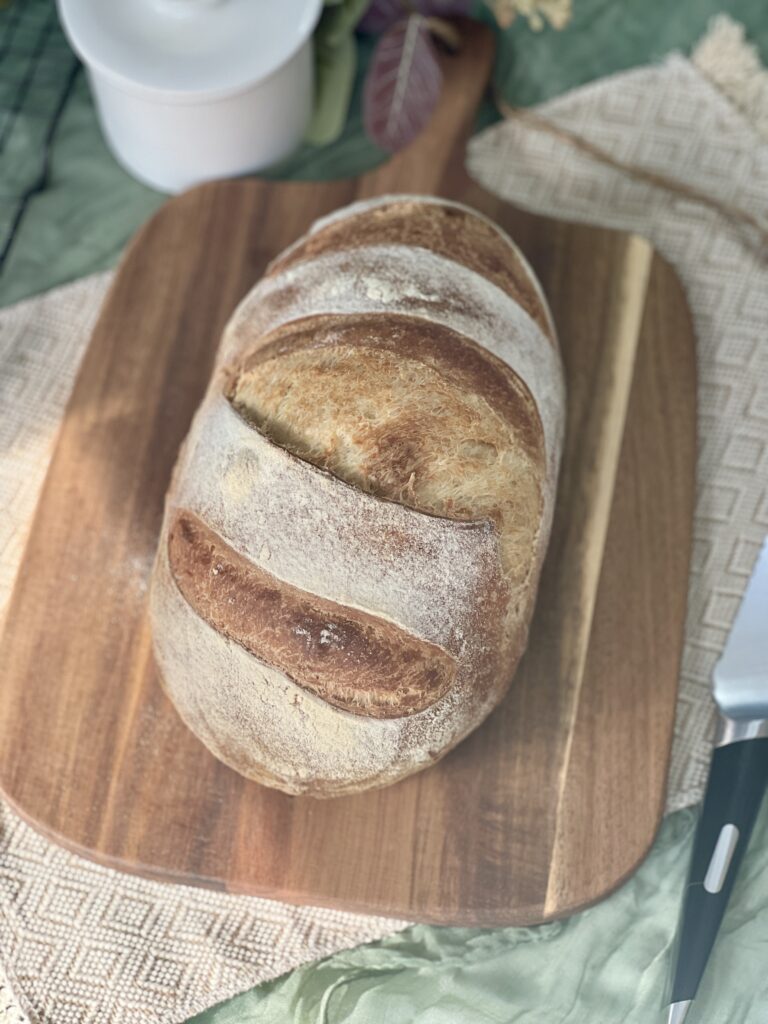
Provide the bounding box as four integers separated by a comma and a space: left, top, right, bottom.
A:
0, 23, 696, 925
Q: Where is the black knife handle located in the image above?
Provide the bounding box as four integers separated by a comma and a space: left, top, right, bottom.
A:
670, 735, 768, 1004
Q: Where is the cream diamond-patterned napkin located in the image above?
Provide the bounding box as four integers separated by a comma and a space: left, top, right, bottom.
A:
0, 14, 767, 1024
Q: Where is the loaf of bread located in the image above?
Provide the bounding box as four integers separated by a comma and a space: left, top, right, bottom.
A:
150, 195, 565, 797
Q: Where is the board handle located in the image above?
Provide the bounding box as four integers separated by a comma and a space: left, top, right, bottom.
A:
358, 18, 496, 198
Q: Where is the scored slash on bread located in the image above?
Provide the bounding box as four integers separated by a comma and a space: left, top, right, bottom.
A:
168, 510, 457, 718
149, 196, 565, 797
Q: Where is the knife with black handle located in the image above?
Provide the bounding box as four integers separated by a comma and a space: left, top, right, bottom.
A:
667, 539, 768, 1024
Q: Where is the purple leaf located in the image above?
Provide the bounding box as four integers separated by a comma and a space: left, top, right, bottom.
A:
363, 15, 443, 152
358, 0, 404, 34
358, 0, 472, 35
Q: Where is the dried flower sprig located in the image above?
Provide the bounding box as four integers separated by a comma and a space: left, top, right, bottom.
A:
491, 0, 572, 31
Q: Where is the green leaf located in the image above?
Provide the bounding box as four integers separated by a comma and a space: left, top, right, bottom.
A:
319, 0, 371, 45
305, 32, 358, 146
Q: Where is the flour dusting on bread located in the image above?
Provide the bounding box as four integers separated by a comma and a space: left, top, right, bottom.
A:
149, 195, 565, 796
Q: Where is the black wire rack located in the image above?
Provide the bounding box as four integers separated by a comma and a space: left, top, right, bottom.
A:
0, 0, 79, 271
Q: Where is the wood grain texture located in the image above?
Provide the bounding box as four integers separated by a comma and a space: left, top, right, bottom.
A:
0, 22, 697, 925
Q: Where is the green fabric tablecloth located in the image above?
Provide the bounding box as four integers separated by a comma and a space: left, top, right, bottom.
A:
2, 2, 768, 1021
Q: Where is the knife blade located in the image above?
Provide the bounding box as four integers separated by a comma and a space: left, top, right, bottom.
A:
713, 537, 768, 721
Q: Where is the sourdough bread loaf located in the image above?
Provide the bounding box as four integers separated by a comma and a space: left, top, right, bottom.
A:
150, 195, 565, 797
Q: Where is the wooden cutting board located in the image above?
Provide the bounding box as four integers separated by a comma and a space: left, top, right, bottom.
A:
0, 22, 696, 925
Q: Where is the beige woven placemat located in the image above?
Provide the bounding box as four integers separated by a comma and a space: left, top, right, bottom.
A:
0, 14, 766, 1024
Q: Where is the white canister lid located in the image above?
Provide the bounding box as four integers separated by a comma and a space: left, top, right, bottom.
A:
57, 0, 324, 103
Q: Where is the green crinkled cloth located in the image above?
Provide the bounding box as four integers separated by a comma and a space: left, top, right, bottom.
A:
192, 806, 768, 1023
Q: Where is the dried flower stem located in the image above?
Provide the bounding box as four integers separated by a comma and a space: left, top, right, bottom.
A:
425, 16, 462, 52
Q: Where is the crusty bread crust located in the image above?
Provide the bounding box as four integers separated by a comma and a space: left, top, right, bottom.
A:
235, 313, 544, 461
168, 510, 457, 718
229, 314, 547, 634
152, 537, 509, 796
149, 195, 565, 796
220, 238, 563, 485
266, 197, 555, 342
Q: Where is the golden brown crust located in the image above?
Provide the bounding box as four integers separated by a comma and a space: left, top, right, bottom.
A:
167, 510, 458, 719
231, 313, 545, 466
265, 200, 554, 343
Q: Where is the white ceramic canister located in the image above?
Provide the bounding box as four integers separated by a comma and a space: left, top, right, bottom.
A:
57, 0, 323, 193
